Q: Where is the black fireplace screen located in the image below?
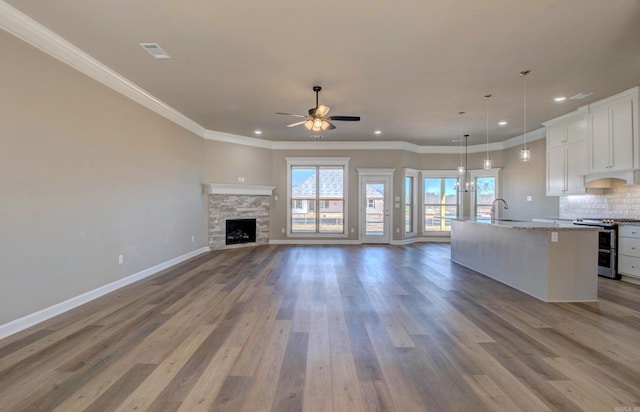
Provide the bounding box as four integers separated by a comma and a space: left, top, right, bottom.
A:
225, 219, 257, 245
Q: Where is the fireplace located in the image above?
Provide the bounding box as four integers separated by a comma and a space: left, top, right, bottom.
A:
226, 219, 257, 245
206, 183, 276, 250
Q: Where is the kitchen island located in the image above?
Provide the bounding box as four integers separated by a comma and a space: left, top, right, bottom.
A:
451, 220, 600, 302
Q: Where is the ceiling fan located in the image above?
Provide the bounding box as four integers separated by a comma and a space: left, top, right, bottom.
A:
277, 86, 360, 132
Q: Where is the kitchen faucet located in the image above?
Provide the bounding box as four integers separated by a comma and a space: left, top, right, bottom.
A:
490, 198, 509, 222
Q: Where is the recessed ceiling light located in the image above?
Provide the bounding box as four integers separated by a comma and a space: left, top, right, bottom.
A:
254, 130, 262, 135
139, 43, 171, 59
570, 91, 594, 100
554, 96, 567, 102
374, 130, 382, 135
498, 121, 507, 126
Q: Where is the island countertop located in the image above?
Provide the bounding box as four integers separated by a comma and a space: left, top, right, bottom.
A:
460, 219, 601, 231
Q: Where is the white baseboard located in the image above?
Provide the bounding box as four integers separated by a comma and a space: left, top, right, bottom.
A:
269, 239, 361, 245
0, 247, 210, 340
270, 237, 451, 246
391, 236, 451, 245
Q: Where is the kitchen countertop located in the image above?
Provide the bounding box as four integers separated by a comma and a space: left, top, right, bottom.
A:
463, 219, 600, 231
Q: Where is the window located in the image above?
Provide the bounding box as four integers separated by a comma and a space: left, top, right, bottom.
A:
405, 176, 413, 233
286, 157, 349, 236
404, 169, 418, 234
422, 171, 460, 232
469, 168, 500, 223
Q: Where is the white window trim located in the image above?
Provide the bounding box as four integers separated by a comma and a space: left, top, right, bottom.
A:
469, 168, 501, 220
420, 170, 462, 235
286, 157, 350, 237
404, 168, 419, 236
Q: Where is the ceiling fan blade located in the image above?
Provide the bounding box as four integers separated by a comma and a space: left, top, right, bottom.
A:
276, 112, 307, 118
328, 116, 360, 121
286, 120, 307, 127
326, 121, 336, 130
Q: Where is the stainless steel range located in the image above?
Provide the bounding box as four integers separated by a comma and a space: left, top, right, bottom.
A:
573, 218, 640, 279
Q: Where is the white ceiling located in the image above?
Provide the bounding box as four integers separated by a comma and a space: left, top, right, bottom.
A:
4, 0, 640, 145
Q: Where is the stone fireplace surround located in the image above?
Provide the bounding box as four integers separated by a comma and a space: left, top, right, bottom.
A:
206, 183, 276, 250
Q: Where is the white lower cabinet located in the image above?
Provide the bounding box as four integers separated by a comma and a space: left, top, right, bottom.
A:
618, 225, 640, 284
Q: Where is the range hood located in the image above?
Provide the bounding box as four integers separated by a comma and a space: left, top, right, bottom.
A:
585, 170, 640, 188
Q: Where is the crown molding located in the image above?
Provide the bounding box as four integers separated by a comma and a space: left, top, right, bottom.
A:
501, 127, 545, 150
204, 130, 274, 149
0, 0, 206, 138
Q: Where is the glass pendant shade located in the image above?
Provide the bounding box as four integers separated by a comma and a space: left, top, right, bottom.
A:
483, 158, 492, 169
520, 147, 531, 162
458, 165, 465, 174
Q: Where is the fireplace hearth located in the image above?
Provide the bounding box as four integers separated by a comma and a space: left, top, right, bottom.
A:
226, 219, 257, 245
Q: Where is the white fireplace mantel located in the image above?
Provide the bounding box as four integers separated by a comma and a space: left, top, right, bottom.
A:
206, 183, 276, 196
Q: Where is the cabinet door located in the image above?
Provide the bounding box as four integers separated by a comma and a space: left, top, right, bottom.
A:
547, 146, 566, 195
566, 119, 586, 144
610, 99, 634, 171
547, 126, 566, 148
565, 141, 585, 194
588, 108, 611, 173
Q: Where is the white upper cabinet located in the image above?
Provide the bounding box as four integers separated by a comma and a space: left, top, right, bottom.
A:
544, 112, 587, 196
587, 87, 638, 174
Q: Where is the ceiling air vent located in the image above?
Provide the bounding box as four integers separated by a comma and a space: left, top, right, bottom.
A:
569, 91, 593, 100
139, 43, 171, 59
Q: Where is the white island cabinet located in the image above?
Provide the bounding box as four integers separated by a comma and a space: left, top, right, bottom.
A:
618, 224, 640, 285
451, 220, 599, 302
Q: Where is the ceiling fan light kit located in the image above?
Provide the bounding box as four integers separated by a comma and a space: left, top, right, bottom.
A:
278, 86, 360, 133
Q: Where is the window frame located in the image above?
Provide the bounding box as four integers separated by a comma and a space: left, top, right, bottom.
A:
286, 157, 350, 237
420, 170, 461, 235
404, 168, 419, 236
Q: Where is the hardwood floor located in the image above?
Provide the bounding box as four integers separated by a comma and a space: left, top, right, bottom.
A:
1, 243, 639, 411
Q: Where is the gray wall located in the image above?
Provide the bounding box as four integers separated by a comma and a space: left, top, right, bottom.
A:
501, 138, 559, 220
1, 30, 206, 324
203, 139, 273, 185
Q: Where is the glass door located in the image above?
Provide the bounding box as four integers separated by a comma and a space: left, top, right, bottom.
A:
360, 175, 391, 243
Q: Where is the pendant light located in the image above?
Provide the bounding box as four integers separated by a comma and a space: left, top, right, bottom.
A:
456, 134, 475, 193
483, 94, 492, 169
457, 111, 465, 174
520, 70, 531, 162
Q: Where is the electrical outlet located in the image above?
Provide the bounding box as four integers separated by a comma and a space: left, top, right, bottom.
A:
551, 232, 558, 242
118, 254, 124, 264
191, 235, 195, 242
281, 228, 285, 233
527, 195, 532, 202
350, 227, 354, 233
396, 228, 400, 233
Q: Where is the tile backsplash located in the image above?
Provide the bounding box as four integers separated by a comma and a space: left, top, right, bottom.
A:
559, 184, 640, 219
